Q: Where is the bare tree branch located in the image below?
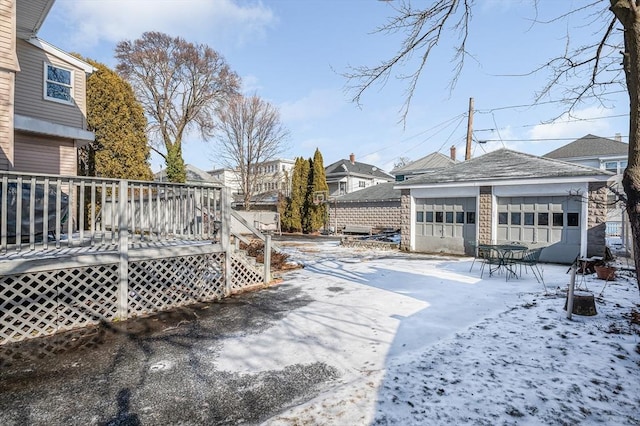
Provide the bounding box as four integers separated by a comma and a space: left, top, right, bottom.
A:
115, 32, 240, 182
214, 94, 290, 210
343, 0, 471, 125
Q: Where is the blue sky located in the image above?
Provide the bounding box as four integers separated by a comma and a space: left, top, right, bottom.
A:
39, 0, 629, 174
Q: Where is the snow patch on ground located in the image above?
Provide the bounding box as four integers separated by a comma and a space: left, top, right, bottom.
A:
260, 240, 640, 425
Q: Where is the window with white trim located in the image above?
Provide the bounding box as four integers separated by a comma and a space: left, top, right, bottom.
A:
603, 160, 627, 174
44, 63, 73, 104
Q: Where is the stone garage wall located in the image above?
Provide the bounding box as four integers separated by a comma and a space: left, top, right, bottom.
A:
478, 186, 493, 244
587, 181, 608, 257
329, 200, 401, 233
400, 190, 410, 250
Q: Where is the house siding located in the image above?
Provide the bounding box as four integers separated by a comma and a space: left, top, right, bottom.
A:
587, 181, 608, 257
14, 132, 76, 175
0, 0, 18, 72
0, 70, 14, 169
14, 39, 86, 129
329, 200, 401, 232
478, 186, 492, 244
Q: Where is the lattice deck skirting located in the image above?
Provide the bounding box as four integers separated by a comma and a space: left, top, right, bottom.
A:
0, 245, 264, 345
0, 172, 272, 347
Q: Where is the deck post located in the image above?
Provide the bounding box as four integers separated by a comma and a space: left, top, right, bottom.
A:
221, 187, 232, 296
264, 234, 271, 284
117, 179, 129, 319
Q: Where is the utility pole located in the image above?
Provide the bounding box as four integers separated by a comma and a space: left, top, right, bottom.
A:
465, 97, 474, 160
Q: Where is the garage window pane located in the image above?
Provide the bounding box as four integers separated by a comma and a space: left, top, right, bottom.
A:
426, 211, 434, 222
445, 212, 454, 223
538, 212, 549, 226
466, 212, 476, 224
553, 212, 564, 227
498, 212, 508, 224
511, 212, 521, 225
567, 212, 579, 226
456, 212, 464, 223
524, 212, 534, 226
416, 211, 424, 222
435, 212, 443, 223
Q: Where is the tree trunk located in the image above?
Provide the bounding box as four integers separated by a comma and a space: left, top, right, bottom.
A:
612, 0, 640, 291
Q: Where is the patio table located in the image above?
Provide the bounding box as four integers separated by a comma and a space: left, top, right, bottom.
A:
481, 244, 528, 280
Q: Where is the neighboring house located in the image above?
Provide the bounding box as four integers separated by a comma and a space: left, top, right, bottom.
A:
251, 158, 294, 198
328, 182, 401, 232
210, 158, 295, 210
155, 164, 221, 184
391, 147, 457, 182
543, 134, 628, 238
543, 134, 628, 173
208, 167, 241, 193
325, 153, 394, 196
1, 0, 95, 175
395, 149, 614, 264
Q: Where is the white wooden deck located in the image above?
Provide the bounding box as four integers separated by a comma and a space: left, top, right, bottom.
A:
0, 172, 269, 346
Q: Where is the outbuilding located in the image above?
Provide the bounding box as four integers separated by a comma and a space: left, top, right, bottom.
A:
395, 149, 614, 263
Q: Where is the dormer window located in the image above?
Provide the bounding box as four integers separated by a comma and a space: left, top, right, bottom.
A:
603, 160, 627, 174
44, 63, 73, 104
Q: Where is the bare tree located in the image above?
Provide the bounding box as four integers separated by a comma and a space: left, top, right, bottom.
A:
346, 0, 640, 290
393, 156, 411, 170
115, 31, 240, 182
214, 94, 289, 210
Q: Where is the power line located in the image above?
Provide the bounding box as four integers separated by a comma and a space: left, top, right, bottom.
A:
474, 113, 628, 132
474, 90, 627, 113
362, 112, 466, 158
478, 136, 628, 143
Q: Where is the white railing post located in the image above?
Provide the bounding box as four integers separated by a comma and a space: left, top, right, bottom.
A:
221, 187, 232, 296
117, 179, 129, 319
264, 234, 271, 284
1, 175, 7, 252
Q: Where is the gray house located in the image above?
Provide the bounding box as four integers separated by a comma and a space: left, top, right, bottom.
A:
396, 149, 614, 263
543, 134, 628, 172
325, 154, 394, 196
544, 134, 628, 239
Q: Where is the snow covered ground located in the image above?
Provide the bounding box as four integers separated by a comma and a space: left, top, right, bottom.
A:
242, 239, 640, 425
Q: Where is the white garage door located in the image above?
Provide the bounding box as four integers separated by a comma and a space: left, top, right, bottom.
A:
414, 197, 476, 255
497, 196, 581, 263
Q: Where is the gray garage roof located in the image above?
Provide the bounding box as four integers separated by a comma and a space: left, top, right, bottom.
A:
335, 182, 400, 202
396, 148, 613, 186
543, 134, 628, 159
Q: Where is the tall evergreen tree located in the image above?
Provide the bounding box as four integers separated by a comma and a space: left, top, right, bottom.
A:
301, 157, 314, 233
80, 58, 152, 180
308, 148, 329, 232
287, 157, 309, 233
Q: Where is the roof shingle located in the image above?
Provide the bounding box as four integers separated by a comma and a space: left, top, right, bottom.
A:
396, 149, 612, 186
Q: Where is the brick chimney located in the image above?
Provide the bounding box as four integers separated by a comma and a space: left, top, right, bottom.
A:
615, 132, 622, 142
349, 153, 355, 164
450, 145, 457, 161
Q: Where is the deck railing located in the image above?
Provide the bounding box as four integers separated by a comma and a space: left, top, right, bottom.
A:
0, 171, 224, 255
0, 171, 274, 347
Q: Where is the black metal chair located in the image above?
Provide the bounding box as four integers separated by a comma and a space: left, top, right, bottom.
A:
512, 247, 546, 291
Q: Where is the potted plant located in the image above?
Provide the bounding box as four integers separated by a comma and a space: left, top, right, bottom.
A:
594, 259, 616, 281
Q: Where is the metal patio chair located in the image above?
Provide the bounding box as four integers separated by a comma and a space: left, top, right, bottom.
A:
512, 247, 546, 292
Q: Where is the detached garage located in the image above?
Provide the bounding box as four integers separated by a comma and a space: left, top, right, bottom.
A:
396, 149, 613, 264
